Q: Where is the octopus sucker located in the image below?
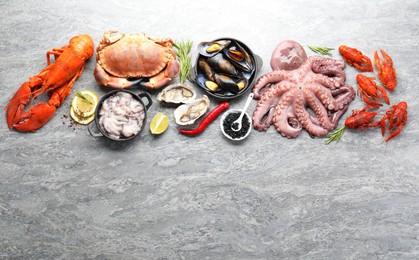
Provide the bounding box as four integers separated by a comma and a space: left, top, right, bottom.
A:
252, 40, 355, 138
253, 82, 293, 130
253, 71, 293, 99
331, 85, 356, 110
273, 99, 302, 138
303, 89, 335, 131
305, 83, 336, 110
294, 95, 329, 137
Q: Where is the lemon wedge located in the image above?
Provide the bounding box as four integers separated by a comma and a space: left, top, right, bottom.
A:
71, 90, 98, 118
150, 112, 169, 135
70, 107, 95, 125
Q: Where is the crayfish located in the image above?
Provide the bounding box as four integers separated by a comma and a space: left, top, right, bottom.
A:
374, 49, 397, 91
6, 34, 94, 132
356, 74, 390, 107
339, 45, 373, 72
372, 101, 408, 142
344, 105, 379, 129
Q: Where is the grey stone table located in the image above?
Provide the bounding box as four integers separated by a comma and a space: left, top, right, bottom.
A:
1, 0, 418, 259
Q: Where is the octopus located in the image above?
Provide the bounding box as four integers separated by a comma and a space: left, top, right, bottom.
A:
99, 92, 145, 139
252, 40, 356, 138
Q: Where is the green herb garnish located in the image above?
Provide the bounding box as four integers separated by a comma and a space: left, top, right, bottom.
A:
174, 40, 193, 83
324, 126, 346, 144
76, 90, 93, 105
308, 46, 335, 56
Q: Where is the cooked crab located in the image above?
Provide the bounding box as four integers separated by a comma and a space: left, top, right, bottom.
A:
94, 30, 180, 89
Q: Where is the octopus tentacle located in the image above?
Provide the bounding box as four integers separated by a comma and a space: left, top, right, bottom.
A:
293, 91, 329, 137
303, 88, 336, 131
309, 56, 345, 70
252, 82, 294, 131
272, 89, 303, 138
307, 73, 343, 89
331, 84, 356, 110
305, 83, 336, 110
308, 57, 346, 88
252, 70, 292, 99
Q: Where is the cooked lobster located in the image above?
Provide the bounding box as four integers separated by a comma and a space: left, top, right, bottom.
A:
6, 34, 94, 132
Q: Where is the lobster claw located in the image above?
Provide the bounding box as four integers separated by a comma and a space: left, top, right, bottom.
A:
6, 82, 31, 129
12, 103, 56, 132
6, 81, 56, 132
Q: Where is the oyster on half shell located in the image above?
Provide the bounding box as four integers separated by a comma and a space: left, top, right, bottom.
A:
174, 95, 210, 125
157, 83, 196, 104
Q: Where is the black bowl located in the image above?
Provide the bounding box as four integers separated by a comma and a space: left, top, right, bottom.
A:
190, 37, 262, 101
88, 89, 152, 141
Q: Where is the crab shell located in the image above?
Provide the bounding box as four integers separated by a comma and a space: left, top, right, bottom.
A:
94, 31, 180, 89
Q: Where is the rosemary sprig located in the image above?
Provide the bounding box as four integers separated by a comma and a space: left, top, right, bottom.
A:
76, 90, 93, 105
324, 126, 346, 144
174, 40, 193, 83
308, 45, 335, 56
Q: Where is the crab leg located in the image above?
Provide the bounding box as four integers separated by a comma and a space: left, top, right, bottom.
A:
93, 64, 143, 89
141, 59, 180, 89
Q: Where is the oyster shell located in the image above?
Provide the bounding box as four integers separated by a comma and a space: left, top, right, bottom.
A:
157, 83, 196, 104
174, 95, 210, 125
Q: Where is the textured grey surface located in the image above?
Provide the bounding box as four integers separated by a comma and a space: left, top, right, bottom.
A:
1, 0, 419, 259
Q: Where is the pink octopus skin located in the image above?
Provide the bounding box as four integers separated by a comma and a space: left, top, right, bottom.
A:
252, 40, 355, 138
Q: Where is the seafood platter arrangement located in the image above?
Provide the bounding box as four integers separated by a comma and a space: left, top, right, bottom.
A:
5, 30, 408, 145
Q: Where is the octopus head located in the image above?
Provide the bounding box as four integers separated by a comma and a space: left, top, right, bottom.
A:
270, 40, 308, 71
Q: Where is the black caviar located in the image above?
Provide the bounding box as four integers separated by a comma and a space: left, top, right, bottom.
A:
223, 112, 250, 140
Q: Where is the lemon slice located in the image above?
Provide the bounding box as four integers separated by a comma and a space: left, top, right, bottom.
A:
72, 90, 98, 118
150, 112, 169, 135
70, 106, 95, 125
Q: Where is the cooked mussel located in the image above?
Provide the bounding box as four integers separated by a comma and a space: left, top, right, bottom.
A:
214, 73, 248, 94
207, 53, 238, 75
196, 73, 220, 92
223, 42, 254, 72
198, 40, 231, 57
198, 58, 215, 82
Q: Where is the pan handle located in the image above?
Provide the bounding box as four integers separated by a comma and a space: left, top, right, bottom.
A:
254, 54, 263, 72
138, 92, 153, 110
87, 121, 103, 138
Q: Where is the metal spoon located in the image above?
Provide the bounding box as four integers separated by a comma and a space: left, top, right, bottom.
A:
232, 93, 254, 131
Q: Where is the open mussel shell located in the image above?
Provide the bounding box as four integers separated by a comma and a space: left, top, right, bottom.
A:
223, 42, 254, 72
195, 72, 248, 96
198, 40, 231, 57
195, 73, 222, 94
214, 73, 248, 95
198, 58, 215, 81
207, 53, 238, 75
